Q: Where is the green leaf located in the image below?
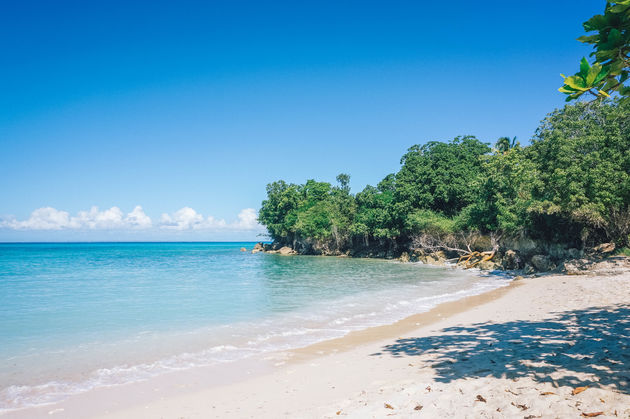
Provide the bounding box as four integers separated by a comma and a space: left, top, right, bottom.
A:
586, 63, 602, 85
564, 75, 589, 91
559, 85, 579, 93
577, 34, 599, 43
609, 3, 630, 13
583, 14, 608, 31
593, 65, 610, 85
580, 57, 590, 77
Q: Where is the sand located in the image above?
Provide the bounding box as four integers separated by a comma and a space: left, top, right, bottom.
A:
7, 271, 630, 418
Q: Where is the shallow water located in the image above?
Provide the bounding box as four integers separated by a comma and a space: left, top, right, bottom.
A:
0, 242, 509, 411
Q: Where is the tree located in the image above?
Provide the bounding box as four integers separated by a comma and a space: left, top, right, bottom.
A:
494, 136, 519, 154
560, 0, 630, 102
528, 100, 630, 245
394, 136, 491, 218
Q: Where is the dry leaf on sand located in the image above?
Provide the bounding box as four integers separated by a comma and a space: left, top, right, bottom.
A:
572, 386, 589, 395
384, 403, 394, 410
581, 412, 604, 417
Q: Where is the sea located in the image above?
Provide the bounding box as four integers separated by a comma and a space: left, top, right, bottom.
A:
0, 242, 510, 413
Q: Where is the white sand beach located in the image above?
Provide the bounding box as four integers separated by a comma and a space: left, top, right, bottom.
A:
8, 270, 630, 419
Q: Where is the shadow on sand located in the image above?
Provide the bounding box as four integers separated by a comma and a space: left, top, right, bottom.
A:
374, 305, 630, 393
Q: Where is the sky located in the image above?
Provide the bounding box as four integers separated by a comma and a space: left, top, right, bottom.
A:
0, 0, 604, 241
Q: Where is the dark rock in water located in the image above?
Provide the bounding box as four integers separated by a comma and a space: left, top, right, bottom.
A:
531, 254, 552, 272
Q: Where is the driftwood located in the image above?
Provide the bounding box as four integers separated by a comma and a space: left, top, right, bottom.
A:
412, 231, 501, 269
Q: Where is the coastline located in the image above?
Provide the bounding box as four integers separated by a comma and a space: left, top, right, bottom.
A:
6, 268, 630, 418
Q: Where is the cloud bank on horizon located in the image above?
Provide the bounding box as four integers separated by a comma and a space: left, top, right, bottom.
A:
0, 206, 263, 233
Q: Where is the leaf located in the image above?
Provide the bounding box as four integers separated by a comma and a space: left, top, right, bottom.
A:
577, 34, 599, 43
476, 394, 487, 403
572, 386, 589, 395
564, 76, 589, 91
593, 65, 609, 85
598, 90, 611, 97
384, 403, 394, 409
511, 401, 528, 410
580, 57, 591, 77
586, 63, 602, 85
336, 410, 341, 415
540, 391, 555, 395
414, 404, 423, 411
581, 412, 604, 417
583, 14, 608, 31
559, 85, 579, 93
609, 3, 630, 13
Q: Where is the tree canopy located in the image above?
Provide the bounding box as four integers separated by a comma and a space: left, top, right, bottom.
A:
258, 100, 630, 251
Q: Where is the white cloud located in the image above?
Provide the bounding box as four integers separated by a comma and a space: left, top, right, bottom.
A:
2, 207, 77, 230
1, 206, 262, 232
159, 207, 206, 230
126, 206, 152, 229
233, 208, 259, 230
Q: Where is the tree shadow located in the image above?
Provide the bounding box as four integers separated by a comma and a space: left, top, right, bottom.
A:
375, 305, 630, 393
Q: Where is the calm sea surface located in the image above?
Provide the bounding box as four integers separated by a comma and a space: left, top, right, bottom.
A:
0, 242, 509, 412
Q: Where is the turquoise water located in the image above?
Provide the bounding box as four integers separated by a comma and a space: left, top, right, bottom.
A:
0, 242, 509, 412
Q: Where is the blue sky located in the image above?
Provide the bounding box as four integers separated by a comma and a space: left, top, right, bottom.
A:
0, 0, 603, 241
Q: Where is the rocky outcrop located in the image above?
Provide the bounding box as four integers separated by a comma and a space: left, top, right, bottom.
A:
531, 254, 554, 272
277, 246, 296, 255
252, 242, 265, 253
252, 237, 627, 276
501, 250, 522, 270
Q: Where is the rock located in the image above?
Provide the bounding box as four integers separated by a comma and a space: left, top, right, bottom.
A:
566, 248, 581, 259
503, 236, 538, 257
399, 252, 410, 263
433, 251, 447, 261
592, 242, 615, 254
513, 275, 524, 281
531, 254, 552, 272
240, 247, 247, 252
278, 246, 296, 255
523, 264, 535, 275
502, 250, 521, 270
252, 242, 264, 254
561, 258, 590, 275
477, 260, 498, 271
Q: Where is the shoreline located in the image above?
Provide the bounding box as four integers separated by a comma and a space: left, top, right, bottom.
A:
6, 268, 630, 418
2, 263, 509, 417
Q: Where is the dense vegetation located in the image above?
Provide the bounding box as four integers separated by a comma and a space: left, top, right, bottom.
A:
259, 1, 630, 259
258, 100, 630, 255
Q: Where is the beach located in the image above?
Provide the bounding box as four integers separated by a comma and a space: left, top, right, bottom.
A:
8, 268, 630, 418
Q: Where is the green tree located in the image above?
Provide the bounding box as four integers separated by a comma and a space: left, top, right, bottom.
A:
528, 100, 630, 245
494, 136, 519, 154
394, 136, 491, 218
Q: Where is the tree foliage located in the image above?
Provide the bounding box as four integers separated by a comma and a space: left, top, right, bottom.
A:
560, 0, 630, 102
259, 100, 630, 250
